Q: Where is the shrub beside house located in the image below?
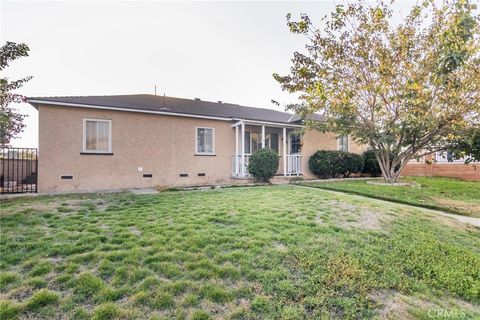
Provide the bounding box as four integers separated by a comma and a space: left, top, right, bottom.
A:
308, 150, 364, 179
247, 148, 279, 182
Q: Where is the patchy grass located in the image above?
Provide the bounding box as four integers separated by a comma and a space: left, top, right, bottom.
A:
25, 289, 59, 311
0, 186, 479, 319
304, 177, 480, 217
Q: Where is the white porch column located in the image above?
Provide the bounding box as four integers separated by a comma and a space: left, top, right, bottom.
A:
283, 127, 287, 176
261, 125, 265, 149
235, 125, 239, 175
241, 122, 245, 177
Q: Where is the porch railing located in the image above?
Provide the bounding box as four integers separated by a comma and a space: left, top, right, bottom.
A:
286, 154, 302, 175
231, 154, 302, 177
231, 155, 251, 177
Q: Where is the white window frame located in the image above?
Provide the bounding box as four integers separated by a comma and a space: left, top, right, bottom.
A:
82, 118, 112, 153
288, 132, 301, 155
337, 135, 349, 152
195, 127, 215, 155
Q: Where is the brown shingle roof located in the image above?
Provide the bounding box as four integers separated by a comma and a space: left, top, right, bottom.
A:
27, 94, 323, 124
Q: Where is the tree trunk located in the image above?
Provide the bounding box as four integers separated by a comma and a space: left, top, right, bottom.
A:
375, 152, 393, 182
375, 151, 411, 183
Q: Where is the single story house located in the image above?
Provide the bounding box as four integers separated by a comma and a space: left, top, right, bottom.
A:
27, 94, 366, 193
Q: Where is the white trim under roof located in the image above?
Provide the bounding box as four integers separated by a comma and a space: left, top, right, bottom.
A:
27, 99, 303, 127
231, 119, 303, 128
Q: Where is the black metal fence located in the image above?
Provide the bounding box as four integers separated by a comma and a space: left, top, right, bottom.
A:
0, 148, 38, 194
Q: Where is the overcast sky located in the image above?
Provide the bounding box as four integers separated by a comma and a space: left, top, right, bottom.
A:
1, 1, 415, 148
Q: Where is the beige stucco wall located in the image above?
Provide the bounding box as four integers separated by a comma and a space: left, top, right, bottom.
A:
38, 105, 237, 192
38, 104, 367, 192
300, 130, 367, 179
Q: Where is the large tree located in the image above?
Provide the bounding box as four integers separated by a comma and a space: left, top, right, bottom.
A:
274, 0, 480, 182
0, 41, 32, 147
450, 126, 480, 163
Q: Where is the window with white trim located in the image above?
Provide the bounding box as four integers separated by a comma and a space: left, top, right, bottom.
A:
289, 133, 301, 154
338, 135, 349, 152
83, 119, 112, 153
195, 127, 215, 155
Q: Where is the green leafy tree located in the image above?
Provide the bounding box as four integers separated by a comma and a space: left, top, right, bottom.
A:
449, 126, 480, 163
274, 0, 480, 182
1, 42, 32, 147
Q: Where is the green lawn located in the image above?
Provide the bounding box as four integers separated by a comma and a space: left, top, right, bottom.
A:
303, 177, 480, 217
1, 186, 479, 319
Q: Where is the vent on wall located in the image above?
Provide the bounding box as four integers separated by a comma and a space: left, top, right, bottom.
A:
198, 173, 206, 177
179, 173, 188, 177
143, 174, 152, 178
61, 175, 73, 180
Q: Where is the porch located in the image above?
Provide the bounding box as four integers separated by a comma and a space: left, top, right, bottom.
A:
230, 120, 302, 178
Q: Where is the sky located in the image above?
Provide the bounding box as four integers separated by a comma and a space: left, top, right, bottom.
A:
1, 0, 415, 148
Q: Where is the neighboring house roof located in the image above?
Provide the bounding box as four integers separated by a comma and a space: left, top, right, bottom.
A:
27, 94, 323, 125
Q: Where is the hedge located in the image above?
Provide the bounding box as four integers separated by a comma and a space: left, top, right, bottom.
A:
308, 150, 363, 178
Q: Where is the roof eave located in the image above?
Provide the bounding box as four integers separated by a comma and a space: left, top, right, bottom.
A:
26, 98, 305, 127
26, 98, 235, 122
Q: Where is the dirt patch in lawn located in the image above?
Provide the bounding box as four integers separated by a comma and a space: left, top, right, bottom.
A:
431, 197, 480, 218
342, 209, 390, 231
4, 285, 34, 302
321, 200, 393, 231
1, 198, 111, 217
273, 241, 288, 252
129, 226, 142, 236
369, 290, 413, 320
369, 290, 480, 319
